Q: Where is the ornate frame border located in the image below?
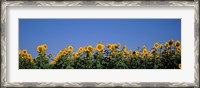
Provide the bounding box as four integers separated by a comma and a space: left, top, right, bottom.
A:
1, 1, 199, 88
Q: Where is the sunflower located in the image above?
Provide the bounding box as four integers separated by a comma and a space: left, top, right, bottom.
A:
84, 46, 88, 52
30, 58, 34, 63
156, 55, 160, 59
124, 51, 130, 56
154, 42, 159, 50
129, 50, 132, 54
87, 45, 93, 51
18, 50, 21, 55
151, 49, 156, 54
68, 45, 73, 53
142, 45, 146, 49
106, 44, 112, 50
78, 47, 83, 53
22, 49, 28, 55
117, 50, 121, 55
159, 44, 163, 49
142, 49, 147, 55
92, 48, 96, 51
135, 51, 140, 56
42, 44, 48, 50
168, 40, 174, 46
133, 51, 136, 55
112, 52, 117, 56
96, 43, 104, 52
117, 43, 121, 48
165, 42, 169, 48
27, 54, 32, 59
72, 53, 78, 58
123, 45, 127, 51
50, 61, 56, 65
178, 64, 181, 69
175, 40, 181, 49
37, 45, 44, 53
111, 44, 117, 50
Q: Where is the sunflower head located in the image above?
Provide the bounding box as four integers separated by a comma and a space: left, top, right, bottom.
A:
154, 42, 159, 50
68, 45, 73, 53
117, 50, 122, 55
142, 45, 146, 50
123, 45, 127, 51
178, 64, 181, 69
42, 44, 48, 50
175, 40, 181, 49
129, 50, 132, 54
78, 47, 83, 53
111, 44, 117, 50
96, 43, 104, 52
84, 46, 88, 52
37, 45, 44, 53
87, 45, 93, 51
72, 53, 78, 58
168, 40, 174, 46
106, 44, 112, 50
165, 42, 169, 48
151, 49, 156, 54
124, 51, 130, 56
117, 43, 121, 48
50, 61, 56, 65
18, 50, 21, 55
27, 54, 32, 59
159, 44, 163, 49
142, 49, 147, 55
135, 51, 140, 56
22, 49, 28, 55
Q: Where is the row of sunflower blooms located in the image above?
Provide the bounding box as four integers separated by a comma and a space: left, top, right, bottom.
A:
19, 40, 181, 69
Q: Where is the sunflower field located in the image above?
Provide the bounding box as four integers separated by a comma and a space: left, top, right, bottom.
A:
19, 40, 181, 69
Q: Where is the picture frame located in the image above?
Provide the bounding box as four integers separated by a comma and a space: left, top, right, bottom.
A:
1, 0, 199, 87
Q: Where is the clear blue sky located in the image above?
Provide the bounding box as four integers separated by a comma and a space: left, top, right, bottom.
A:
19, 19, 181, 59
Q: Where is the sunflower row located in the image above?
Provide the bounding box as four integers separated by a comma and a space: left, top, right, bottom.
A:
19, 40, 181, 69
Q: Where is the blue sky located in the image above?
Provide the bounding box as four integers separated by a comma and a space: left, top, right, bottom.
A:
19, 19, 181, 59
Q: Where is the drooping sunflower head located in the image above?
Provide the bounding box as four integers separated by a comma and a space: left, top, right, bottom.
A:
22, 49, 28, 55
175, 40, 181, 49
96, 43, 104, 52
168, 40, 174, 46
154, 42, 159, 50
68, 45, 73, 53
